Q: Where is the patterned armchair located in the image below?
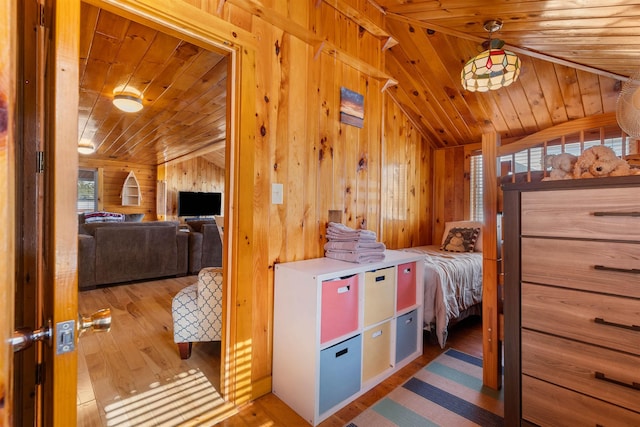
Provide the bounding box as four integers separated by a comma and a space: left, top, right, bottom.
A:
171, 267, 223, 359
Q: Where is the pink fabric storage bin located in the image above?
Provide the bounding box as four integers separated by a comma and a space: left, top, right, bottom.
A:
396, 262, 417, 311
321, 275, 359, 344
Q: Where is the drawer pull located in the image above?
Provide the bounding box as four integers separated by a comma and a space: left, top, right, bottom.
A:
375, 275, 385, 282
594, 371, 640, 391
337, 285, 350, 294
403, 267, 411, 274
594, 317, 640, 332
371, 330, 383, 339
593, 211, 640, 217
335, 348, 348, 358
405, 317, 413, 325
594, 265, 640, 274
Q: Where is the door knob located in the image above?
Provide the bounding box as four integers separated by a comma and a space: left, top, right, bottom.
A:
12, 309, 111, 354
78, 308, 111, 336
11, 319, 52, 353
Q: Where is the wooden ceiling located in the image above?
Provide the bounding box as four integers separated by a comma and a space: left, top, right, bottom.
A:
377, 0, 638, 148
78, 3, 228, 167
78, 1, 640, 166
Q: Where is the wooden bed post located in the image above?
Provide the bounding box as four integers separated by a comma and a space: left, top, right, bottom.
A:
481, 132, 502, 390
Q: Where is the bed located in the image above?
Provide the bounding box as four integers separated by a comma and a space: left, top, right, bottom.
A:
402, 220, 484, 348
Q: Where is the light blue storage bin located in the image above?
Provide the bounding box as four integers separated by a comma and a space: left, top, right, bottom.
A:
319, 334, 362, 414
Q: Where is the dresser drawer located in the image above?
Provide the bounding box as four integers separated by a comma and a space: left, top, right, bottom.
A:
522, 375, 640, 426
522, 330, 640, 413
521, 238, 640, 298
522, 283, 640, 356
521, 187, 640, 241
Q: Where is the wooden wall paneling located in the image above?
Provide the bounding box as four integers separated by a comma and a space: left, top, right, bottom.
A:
432, 147, 446, 241
419, 134, 433, 245
342, 18, 359, 228
234, 16, 272, 399
255, 17, 282, 266
317, 51, 336, 236
432, 146, 465, 242
283, 35, 310, 261
363, 32, 381, 238
162, 157, 225, 220
380, 98, 396, 247
363, 77, 381, 237
254, 17, 283, 392
405, 123, 418, 248
379, 96, 390, 243
78, 158, 157, 218
303, 29, 322, 260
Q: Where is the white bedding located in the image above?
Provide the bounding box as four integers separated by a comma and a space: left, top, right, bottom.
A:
401, 245, 482, 347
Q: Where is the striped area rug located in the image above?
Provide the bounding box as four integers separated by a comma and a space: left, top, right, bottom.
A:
345, 349, 504, 427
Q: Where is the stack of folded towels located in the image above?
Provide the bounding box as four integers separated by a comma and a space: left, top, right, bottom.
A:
324, 222, 386, 263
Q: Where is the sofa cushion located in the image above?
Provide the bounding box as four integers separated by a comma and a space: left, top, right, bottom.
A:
186, 219, 216, 233
94, 224, 179, 285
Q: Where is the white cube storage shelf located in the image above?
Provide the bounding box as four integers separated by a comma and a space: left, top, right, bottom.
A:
273, 250, 424, 425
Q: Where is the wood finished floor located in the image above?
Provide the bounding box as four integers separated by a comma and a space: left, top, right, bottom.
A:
77, 276, 483, 426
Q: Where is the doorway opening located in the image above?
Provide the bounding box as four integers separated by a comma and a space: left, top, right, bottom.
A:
76, 1, 237, 424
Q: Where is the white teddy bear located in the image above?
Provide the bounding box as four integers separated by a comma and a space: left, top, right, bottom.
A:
542, 153, 577, 180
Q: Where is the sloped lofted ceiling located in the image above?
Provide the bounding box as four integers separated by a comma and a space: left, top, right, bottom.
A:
375, 0, 639, 148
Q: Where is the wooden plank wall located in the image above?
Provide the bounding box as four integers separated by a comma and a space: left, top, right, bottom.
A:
78, 158, 157, 220
432, 146, 467, 242
381, 95, 433, 249
164, 157, 225, 219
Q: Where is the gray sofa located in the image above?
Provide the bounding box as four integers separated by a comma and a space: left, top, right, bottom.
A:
186, 220, 223, 274
78, 221, 189, 289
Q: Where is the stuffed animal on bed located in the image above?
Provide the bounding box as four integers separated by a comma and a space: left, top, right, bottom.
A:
542, 153, 577, 180
573, 146, 632, 178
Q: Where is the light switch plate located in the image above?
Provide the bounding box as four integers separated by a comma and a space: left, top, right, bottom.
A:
272, 183, 283, 204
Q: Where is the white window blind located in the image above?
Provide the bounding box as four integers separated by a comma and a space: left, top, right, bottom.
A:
78, 168, 98, 212
470, 155, 483, 222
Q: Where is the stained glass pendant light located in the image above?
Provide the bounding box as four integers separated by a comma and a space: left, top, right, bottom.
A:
461, 20, 521, 92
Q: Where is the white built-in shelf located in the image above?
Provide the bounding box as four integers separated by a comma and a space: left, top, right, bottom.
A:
121, 171, 141, 206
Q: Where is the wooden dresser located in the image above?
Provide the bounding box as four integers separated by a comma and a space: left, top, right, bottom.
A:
503, 177, 640, 426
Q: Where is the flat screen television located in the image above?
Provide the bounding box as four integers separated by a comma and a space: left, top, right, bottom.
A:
177, 191, 222, 217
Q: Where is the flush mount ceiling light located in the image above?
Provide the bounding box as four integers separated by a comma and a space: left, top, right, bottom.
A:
113, 93, 143, 113
112, 85, 143, 113
78, 139, 95, 155
461, 20, 521, 92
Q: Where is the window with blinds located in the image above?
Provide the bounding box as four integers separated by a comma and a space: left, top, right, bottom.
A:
470, 155, 483, 222
78, 168, 98, 212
